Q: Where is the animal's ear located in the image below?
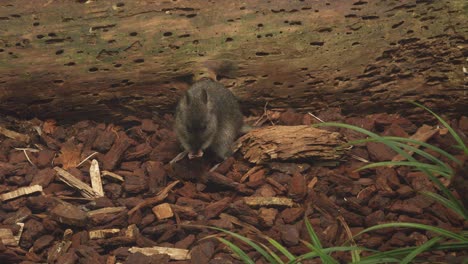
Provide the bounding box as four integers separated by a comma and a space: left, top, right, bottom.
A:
201, 89, 208, 104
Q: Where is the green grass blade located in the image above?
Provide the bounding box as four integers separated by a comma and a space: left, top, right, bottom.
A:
356, 223, 467, 242
259, 242, 287, 264
361, 241, 468, 262
386, 137, 463, 165
411, 102, 468, 155
290, 245, 364, 264
299, 241, 339, 264
217, 237, 255, 264
266, 238, 296, 261
304, 217, 323, 248
400, 236, 443, 264
209, 227, 279, 263
348, 136, 462, 166
421, 191, 467, 218
358, 161, 449, 175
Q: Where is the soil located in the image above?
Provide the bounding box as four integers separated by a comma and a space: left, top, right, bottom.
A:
0, 108, 467, 264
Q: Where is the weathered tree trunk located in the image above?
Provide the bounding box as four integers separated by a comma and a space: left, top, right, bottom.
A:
0, 0, 466, 121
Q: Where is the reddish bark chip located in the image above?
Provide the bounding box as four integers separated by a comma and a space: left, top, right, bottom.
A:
50, 203, 88, 227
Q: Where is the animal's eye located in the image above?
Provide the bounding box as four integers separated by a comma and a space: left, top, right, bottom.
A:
200, 124, 207, 130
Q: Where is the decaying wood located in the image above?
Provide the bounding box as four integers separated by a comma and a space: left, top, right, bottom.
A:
0, 1, 465, 122
128, 180, 180, 215
237, 125, 346, 164
89, 159, 104, 197
54, 166, 98, 198
0, 185, 43, 201
244, 197, 295, 208
0, 126, 30, 142
129, 246, 191, 261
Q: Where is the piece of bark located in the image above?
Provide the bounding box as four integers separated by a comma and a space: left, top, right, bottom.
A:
244, 197, 295, 207
89, 159, 104, 197
237, 125, 346, 164
128, 246, 191, 261
128, 180, 180, 215
54, 166, 98, 198
152, 203, 174, 220
102, 132, 132, 170
0, 228, 17, 246
0, 185, 43, 201
0, 126, 30, 142
50, 203, 88, 227
391, 125, 439, 162
56, 138, 82, 169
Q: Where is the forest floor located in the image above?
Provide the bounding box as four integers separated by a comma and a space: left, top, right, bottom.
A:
0, 107, 467, 263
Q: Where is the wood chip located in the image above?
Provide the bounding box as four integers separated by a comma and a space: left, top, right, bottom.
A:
152, 203, 174, 220
243, 197, 295, 207
0, 125, 30, 142
0, 228, 16, 246
0, 223, 22, 246
392, 125, 439, 163
89, 159, 104, 197
129, 246, 191, 261
54, 166, 98, 198
128, 180, 180, 215
0, 185, 43, 201
237, 125, 346, 164
87, 207, 127, 217
102, 170, 125, 182
89, 229, 121, 240
50, 203, 88, 227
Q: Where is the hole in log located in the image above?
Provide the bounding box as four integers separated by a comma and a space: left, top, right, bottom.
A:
64, 62, 76, 66
256, 52, 270, 56
89, 67, 98, 72
163, 32, 173, 37
55, 49, 64, 55
134, 58, 144, 63
129, 32, 138, 36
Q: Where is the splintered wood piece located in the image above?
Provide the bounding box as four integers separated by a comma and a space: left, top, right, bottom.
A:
87, 207, 127, 217
0, 185, 43, 201
129, 246, 191, 261
102, 170, 124, 182
54, 166, 98, 198
152, 203, 174, 220
128, 180, 180, 215
240, 165, 262, 183
237, 125, 346, 164
14, 223, 24, 246
47, 229, 73, 263
244, 197, 295, 207
125, 224, 138, 239
392, 125, 439, 162
89, 159, 104, 197
0, 126, 30, 142
89, 229, 121, 240
0, 223, 23, 246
